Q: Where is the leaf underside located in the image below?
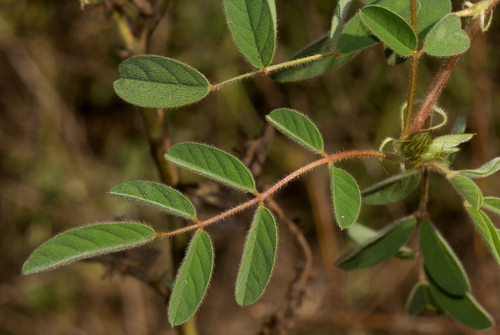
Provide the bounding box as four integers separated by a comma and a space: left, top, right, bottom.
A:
361, 171, 420, 205
449, 175, 482, 209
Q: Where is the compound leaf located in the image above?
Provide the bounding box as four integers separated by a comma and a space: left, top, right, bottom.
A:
22, 222, 155, 275
482, 197, 500, 216
449, 175, 482, 209
466, 206, 500, 267
423, 14, 470, 57
165, 143, 255, 192
426, 270, 494, 330
114, 55, 210, 108
360, 5, 417, 57
335, 216, 416, 270
235, 207, 277, 305
329, 167, 361, 229
168, 230, 214, 326
406, 282, 444, 315
109, 181, 195, 218
266, 108, 324, 153
361, 171, 420, 205
420, 221, 470, 295
223, 0, 276, 68
459, 157, 500, 179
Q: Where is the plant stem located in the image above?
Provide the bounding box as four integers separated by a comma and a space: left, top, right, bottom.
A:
416, 168, 430, 221
402, 0, 419, 138
157, 150, 397, 237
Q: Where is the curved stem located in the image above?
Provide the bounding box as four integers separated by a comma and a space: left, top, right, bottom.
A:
157, 150, 397, 237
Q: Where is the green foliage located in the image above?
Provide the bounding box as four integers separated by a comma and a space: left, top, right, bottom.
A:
109, 181, 196, 218
420, 221, 470, 295
361, 171, 420, 205
168, 230, 214, 326
22, 222, 155, 275
329, 167, 361, 229
266, 108, 324, 154
466, 206, 500, 266
420, 134, 474, 161
165, 142, 256, 192
449, 175, 483, 209
360, 6, 417, 57
423, 14, 470, 57
482, 197, 500, 215
114, 55, 210, 108
459, 157, 500, 178
223, 0, 277, 68
326, 0, 353, 50
406, 282, 444, 315
235, 207, 277, 305
335, 216, 416, 270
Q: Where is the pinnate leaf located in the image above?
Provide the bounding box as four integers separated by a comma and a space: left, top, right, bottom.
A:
165, 143, 255, 192
223, 0, 276, 68
459, 157, 500, 179
420, 221, 470, 295
235, 207, 277, 305
482, 197, 500, 216
329, 167, 361, 229
449, 175, 482, 209
114, 55, 210, 108
360, 5, 417, 57
423, 14, 470, 57
168, 230, 214, 326
426, 269, 494, 330
335, 216, 416, 270
361, 171, 420, 205
466, 206, 500, 267
22, 222, 155, 275
109, 181, 195, 218
266, 108, 324, 153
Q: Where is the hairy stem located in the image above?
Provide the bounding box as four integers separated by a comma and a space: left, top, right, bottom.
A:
157, 150, 397, 237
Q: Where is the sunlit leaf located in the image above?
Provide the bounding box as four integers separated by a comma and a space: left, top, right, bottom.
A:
168, 230, 214, 326
165, 143, 255, 192
329, 167, 361, 229
466, 206, 500, 266
459, 157, 500, 179
326, 0, 353, 50
223, 0, 276, 68
22, 222, 155, 275
482, 197, 500, 216
420, 221, 469, 295
426, 269, 494, 330
420, 134, 474, 162
360, 5, 417, 57
423, 14, 470, 57
449, 175, 482, 209
109, 181, 195, 218
406, 282, 444, 315
347, 223, 413, 259
235, 207, 277, 305
266, 108, 324, 153
335, 216, 416, 270
114, 55, 210, 108
361, 171, 420, 205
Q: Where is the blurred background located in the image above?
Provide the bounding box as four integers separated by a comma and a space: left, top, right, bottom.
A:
1, 0, 500, 334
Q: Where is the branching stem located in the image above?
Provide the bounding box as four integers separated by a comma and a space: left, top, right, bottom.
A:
157, 150, 397, 237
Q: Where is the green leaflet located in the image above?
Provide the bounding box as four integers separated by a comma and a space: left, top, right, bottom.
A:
420, 221, 470, 295
347, 223, 413, 259
361, 171, 420, 205
337, 13, 379, 54
335, 216, 416, 270
406, 282, 444, 315
113, 55, 210, 108
423, 14, 470, 57
449, 175, 482, 209
466, 206, 500, 267
326, 0, 353, 50
235, 207, 277, 305
329, 167, 361, 229
266, 108, 324, 153
360, 6, 417, 57
109, 181, 196, 218
426, 269, 494, 330
223, 0, 276, 68
168, 230, 214, 326
482, 197, 500, 216
165, 142, 255, 192
22, 222, 155, 275
459, 157, 500, 179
